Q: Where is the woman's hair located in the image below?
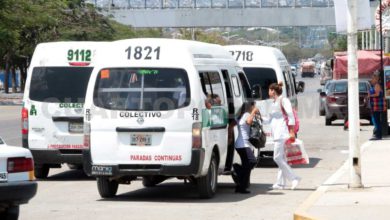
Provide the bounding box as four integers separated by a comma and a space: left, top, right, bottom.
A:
269, 81, 283, 95
238, 101, 255, 120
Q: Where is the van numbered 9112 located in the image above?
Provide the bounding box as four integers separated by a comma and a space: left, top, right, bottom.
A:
22, 41, 105, 178
83, 38, 260, 199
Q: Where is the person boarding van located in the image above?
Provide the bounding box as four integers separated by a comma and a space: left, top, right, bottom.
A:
83, 38, 256, 199
22, 41, 104, 178
224, 45, 304, 161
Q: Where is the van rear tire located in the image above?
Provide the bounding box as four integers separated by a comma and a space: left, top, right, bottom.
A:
97, 177, 118, 198
197, 153, 218, 199
34, 164, 49, 179
325, 117, 332, 126
0, 205, 19, 220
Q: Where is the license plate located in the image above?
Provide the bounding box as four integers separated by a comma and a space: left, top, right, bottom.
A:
69, 122, 83, 133
0, 172, 7, 182
91, 166, 113, 176
131, 134, 151, 146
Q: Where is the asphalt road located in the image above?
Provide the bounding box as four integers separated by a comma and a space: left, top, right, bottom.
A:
0, 75, 373, 220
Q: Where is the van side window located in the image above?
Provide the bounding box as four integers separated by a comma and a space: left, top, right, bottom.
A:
231, 75, 241, 97
282, 71, 291, 97
238, 72, 252, 99
199, 72, 225, 106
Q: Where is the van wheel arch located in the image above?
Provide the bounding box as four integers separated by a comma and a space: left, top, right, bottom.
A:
212, 145, 220, 167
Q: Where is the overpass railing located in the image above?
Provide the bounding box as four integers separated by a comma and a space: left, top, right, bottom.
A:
86, 0, 334, 9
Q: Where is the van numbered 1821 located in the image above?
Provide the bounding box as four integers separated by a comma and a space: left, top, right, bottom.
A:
83, 38, 260, 199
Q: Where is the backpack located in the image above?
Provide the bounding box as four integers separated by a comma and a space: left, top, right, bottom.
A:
249, 116, 266, 149
280, 98, 300, 133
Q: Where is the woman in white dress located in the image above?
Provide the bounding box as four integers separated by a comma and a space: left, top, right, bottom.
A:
267, 82, 301, 190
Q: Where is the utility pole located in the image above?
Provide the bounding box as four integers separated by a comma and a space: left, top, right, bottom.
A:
347, 0, 362, 188
379, 0, 389, 136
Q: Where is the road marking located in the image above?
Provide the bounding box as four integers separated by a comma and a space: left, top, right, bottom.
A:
294, 141, 372, 220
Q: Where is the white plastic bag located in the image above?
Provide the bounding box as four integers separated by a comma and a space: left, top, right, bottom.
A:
284, 138, 309, 165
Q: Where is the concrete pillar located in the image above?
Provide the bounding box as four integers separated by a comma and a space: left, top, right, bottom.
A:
386, 37, 390, 53
370, 29, 375, 50
362, 32, 365, 50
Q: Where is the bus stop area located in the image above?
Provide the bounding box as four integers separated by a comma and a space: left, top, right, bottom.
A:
294, 137, 390, 220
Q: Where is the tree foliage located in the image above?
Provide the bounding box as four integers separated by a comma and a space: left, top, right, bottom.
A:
0, 0, 162, 92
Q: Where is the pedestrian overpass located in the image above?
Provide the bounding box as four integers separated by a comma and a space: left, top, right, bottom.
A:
86, 0, 378, 28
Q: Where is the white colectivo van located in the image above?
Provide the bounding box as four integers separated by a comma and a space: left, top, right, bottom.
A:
224, 45, 304, 159
83, 38, 256, 199
22, 41, 104, 178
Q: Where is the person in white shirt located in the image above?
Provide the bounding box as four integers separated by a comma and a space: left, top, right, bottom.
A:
266, 82, 301, 190
230, 101, 259, 194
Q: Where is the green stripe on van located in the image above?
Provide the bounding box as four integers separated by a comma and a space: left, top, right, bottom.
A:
202, 107, 228, 128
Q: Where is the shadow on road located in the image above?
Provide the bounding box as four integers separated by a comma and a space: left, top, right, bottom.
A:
38, 169, 95, 182
98, 182, 288, 203
293, 157, 321, 169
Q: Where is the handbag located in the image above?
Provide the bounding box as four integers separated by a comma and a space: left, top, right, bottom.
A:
280, 98, 300, 133
249, 115, 266, 149
284, 139, 309, 165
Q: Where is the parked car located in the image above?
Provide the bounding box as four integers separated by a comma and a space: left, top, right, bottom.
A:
0, 136, 37, 219
291, 66, 297, 77
320, 80, 371, 125
318, 80, 333, 116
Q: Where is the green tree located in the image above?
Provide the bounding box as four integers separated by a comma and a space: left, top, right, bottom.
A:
0, 0, 163, 92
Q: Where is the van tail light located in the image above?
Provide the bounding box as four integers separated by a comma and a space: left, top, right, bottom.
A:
192, 122, 202, 149
327, 96, 337, 103
84, 122, 91, 149
22, 107, 29, 135
7, 157, 34, 173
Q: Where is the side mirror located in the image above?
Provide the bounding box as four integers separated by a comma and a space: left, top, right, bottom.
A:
251, 84, 262, 100
296, 81, 305, 93
320, 92, 327, 97
317, 88, 322, 93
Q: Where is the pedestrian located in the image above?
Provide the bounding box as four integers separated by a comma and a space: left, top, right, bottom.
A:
231, 101, 259, 194
266, 81, 301, 190
369, 71, 387, 140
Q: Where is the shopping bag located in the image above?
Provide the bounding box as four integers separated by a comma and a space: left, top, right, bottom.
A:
284, 139, 309, 165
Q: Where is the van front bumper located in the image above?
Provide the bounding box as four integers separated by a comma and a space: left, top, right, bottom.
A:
30, 149, 84, 165
83, 149, 205, 177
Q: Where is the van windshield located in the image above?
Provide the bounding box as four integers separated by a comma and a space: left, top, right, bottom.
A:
243, 67, 277, 100
29, 67, 93, 103
93, 68, 190, 111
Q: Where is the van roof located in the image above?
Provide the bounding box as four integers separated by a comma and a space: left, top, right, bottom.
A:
29, 41, 106, 67
95, 38, 235, 68
224, 45, 289, 67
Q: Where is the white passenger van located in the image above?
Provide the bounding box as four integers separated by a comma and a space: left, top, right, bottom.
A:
22, 41, 104, 178
224, 45, 304, 160
83, 38, 255, 199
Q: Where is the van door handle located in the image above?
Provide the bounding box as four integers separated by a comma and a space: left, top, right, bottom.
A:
52, 116, 83, 123
116, 127, 166, 133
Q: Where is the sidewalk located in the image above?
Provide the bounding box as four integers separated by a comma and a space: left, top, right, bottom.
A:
0, 90, 23, 105
294, 138, 390, 220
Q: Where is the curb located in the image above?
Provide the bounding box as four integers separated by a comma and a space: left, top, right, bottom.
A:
293, 141, 373, 220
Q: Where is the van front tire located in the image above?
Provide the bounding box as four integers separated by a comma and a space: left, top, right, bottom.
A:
97, 177, 118, 198
34, 164, 49, 179
197, 153, 218, 199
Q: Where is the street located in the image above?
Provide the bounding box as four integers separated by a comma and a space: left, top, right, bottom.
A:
0, 76, 373, 220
